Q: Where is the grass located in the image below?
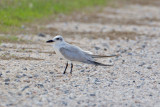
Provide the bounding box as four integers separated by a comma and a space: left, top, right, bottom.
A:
0, 35, 19, 43
0, 0, 109, 33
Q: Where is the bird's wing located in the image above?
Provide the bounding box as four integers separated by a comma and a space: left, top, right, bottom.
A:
59, 46, 91, 63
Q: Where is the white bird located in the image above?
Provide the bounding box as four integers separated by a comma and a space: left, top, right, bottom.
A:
46, 35, 117, 74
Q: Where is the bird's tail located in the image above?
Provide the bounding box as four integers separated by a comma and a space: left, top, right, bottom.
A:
88, 60, 113, 66
91, 54, 118, 58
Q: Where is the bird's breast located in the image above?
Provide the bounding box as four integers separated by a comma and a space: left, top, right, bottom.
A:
52, 45, 65, 59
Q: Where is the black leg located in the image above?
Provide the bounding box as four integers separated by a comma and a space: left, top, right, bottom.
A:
63, 62, 68, 74
70, 63, 73, 74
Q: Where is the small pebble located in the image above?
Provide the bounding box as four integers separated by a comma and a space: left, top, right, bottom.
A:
28, 75, 33, 78
147, 66, 152, 69
23, 68, 27, 71
38, 33, 46, 37
0, 72, 2, 77
6, 71, 10, 73
5, 83, 9, 85
16, 75, 23, 78
133, 81, 135, 83
139, 62, 146, 67
14, 79, 21, 82
121, 49, 127, 53
128, 53, 132, 55
21, 86, 30, 92
122, 60, 125, 64
50, 72, 54, 74
36, 84, 44, 88
75, 26, 78, 30
80, 70, 85, 72
90, 94, 96, 96
137, 86, 141, 88
94, 46, 100, 50
34, 74, 39, 77
142, 45, 146, 48
62, 101, 67, 106
104, 48, 107, 51
5, 78, 10, 82
23, 74, 27, 77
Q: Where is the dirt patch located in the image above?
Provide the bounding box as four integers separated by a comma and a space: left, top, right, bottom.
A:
0, 54, 44, 60
123, 0, 160, 6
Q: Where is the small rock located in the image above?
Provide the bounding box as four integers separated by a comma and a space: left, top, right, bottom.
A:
21, 86, 30, 92
104, 48, 107, 51
62, 101, 67, 106
28, 75, 33, 78
5, 83, 9, 85
135, 71, 140, 74
38, 33, 46, 37
16, 75, 23, 78
137, 86, 141, 88
94, 78, 101, 85
0, 72, 2, 77
117, 45, 121, 48
23, 74, 27, 77
14, 79, 21, 82
36, 84, 44, 88
142, 45, 146, 48
18, 93, 22, 96
80, 70, 85, 72
64, 90, 69, 94
139, 62, 146, 67
133, 81, 135, 83
122, 60, 125, 64
34, 74, 39, 77
128, 53, 132, 55
140, 78, 145, 81
23, 80, 30, 83
90, 94, 96, 96
6, 71, 10, 73
94, 46, 100, 50
147, 66, 152, 69
109, 60, 112, 63
120, 49, 127, 53
23, 67, 27, 71
5, 78, 10, 82
75, 25, 78, 30
50, 72, 54, 74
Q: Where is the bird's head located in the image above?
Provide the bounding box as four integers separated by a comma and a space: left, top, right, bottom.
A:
46, 35, 64, 44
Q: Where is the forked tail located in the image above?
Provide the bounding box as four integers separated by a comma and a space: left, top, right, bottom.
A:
91, 54, 118, 58
88, 60, 113, 66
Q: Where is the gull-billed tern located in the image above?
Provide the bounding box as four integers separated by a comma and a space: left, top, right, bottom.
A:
46, 35, 117, 74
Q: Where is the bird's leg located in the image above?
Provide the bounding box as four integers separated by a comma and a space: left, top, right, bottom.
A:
63, 62, 68, 74
70, 63, 73, 74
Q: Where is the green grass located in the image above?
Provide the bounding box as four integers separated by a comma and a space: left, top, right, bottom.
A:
0, 0, 109, 33
0, 35, 18, 43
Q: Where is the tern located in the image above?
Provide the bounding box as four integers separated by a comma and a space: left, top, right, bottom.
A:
46, 35, 117, 74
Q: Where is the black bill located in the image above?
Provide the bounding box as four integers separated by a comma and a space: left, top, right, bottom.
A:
46, 40, 54, 43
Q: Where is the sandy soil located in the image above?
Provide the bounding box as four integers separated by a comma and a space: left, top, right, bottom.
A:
0, 1, 160, 107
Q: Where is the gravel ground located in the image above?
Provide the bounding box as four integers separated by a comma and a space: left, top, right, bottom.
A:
0, 1, 160, 107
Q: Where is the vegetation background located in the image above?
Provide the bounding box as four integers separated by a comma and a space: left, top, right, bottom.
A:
0, 0, 109, 33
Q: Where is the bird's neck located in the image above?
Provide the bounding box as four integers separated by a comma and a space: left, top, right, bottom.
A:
53, 41, 66, 49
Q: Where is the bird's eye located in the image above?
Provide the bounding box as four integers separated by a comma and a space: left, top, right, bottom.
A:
56, 38, 59, 40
